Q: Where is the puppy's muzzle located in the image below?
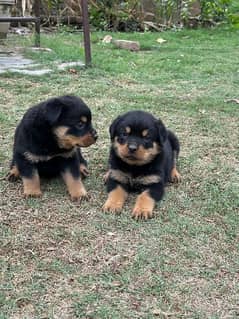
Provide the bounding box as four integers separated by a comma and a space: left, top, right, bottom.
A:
128, 142, 138, 153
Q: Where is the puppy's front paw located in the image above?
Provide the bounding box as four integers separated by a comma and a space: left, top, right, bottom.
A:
103, 185, 128, 213
68, 180, 89, 202
23, 175, 42, 198
132, 206, 153, 220
103, 199, 123, 213
24, 189, 42, 198
69, 184, 88, 202
132, 191, 155, 220
62, 172, 88, 201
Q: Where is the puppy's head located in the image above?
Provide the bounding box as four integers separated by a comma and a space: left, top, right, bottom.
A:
44, 95, 98, 149
110, 111, 167, 166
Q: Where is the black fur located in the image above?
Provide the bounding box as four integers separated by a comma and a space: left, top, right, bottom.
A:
8, 95, 97, 198
106, 110, 180, 204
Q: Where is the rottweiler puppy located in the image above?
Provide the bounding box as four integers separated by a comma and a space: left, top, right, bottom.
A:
103, 110, 181, 219
8, 95, 97, 200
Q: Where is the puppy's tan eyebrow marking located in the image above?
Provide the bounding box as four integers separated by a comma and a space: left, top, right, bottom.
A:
125, 126, 131, 133
142, 129, 149, 137
80, 116, 87, 123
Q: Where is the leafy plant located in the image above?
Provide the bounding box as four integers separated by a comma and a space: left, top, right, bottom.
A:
227, 0, 239, 27
88, 0, 234, 30
200, 0, 231, 21
89, 0, 144, 31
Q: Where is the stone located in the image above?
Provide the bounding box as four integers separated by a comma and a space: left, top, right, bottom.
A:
57, 61, 85, 70
102, 35, 112, 43
113, 39, 140, 51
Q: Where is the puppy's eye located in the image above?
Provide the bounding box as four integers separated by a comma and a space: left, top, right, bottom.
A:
120, 127, 130, 137
121, 131, 129, 138
75, 122, 85, 129
122, 126, 131, 137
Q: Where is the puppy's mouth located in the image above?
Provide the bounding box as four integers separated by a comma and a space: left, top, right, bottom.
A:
78, 130, 98, 147
76, 134, 97, 147
54, 126, 97, 149
117, 150, 148, 165
114, 141, 160, 166
121, 155, 147, 165
125, 154, 138, 160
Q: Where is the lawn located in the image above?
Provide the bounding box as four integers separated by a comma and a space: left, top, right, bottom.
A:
0, 26, 239, 318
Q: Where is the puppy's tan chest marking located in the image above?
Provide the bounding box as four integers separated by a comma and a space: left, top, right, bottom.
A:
23, 149, 76, 163
108, 169, 161, 186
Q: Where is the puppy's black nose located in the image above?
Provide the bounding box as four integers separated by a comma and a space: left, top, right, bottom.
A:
128, 143, 138, 153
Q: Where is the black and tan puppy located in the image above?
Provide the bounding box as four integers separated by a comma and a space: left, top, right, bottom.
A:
103, 110, 181, 219
8, 95, 97, 200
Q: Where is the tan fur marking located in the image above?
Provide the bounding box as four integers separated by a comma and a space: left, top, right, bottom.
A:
109, 169, 130, 184
54, 126, 96, 149
114, 140, 160, 165
78, 134, 96, 147
125, 126, 131, 134
7, 165, 20, 181
24, 149, 76, 163
135, 175, 161, 185
80, 116, 87, 123
54, 126, 68, 137
132, 190, 155, 220
108, 169, 160, 186
62, 171, 87, 201
22, 172, 42, 197
142, 129, 148, 137
171, 167, 181, 183
103, 185, 128, 213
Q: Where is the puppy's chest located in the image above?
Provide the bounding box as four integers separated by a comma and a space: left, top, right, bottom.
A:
23, 148, 76, 163
108, 168, 160, 188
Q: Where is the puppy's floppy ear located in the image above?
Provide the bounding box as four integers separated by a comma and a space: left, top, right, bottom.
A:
155, 118, 167, 144
45, 98, 63, 125
109, 115, 123, 139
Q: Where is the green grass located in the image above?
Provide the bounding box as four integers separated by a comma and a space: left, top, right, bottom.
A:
0, 26, 239, 318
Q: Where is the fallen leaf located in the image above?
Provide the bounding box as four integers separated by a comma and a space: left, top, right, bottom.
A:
156, 38, 167, 44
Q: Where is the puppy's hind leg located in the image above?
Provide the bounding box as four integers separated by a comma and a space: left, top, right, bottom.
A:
167, 130, 181, 183
7, 160, 21, 182
170, 150, 181, 183
15, 155, 42, 197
